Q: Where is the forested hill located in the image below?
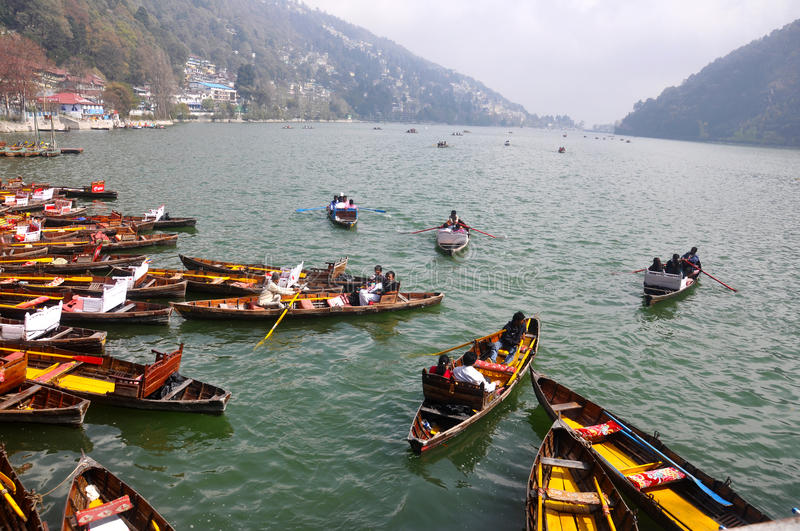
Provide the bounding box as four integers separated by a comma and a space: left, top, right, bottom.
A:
0, 0, 573, 126
616, 19, 800, 146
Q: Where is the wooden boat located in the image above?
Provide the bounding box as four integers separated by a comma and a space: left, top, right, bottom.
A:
643, 269, 699, 305
43, 211, 155, 231
0, 446, 46, 530
0, 253, 148, 274
526, 420, 638, 531
326, 200, 358, 228
0, 247, 49, 259
436, 227, 469, 255
5, 271, 187, 299
59, 148, 83, 154
529, 371, 772, 530
144, 267, 266, 296
179, 255, 365, 289
62, 455, 175, 531
24, 344, 230, 414
171, 290, 444, 320
1, 350, 90, 426
0, 303, 107, 353
44, 232, 178, 254
0, 287, 173, 325
407, 316, 540, 454
57, 183, 117, 200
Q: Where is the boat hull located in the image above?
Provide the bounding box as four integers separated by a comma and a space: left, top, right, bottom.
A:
0, 383, 90, 426
436, 228, 469, 255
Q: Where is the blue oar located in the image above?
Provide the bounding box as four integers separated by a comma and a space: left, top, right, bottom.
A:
603, 411, 732, 507
359, 208, 386, 213
295, 206, 326, 212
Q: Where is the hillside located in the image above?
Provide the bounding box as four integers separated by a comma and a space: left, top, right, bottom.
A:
0, 0, 574, 127
616, 19, 800, 146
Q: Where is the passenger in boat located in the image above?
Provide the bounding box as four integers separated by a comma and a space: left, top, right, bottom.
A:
257, 272, 298, 309
383, 271, 399, 293
665, 254, 683, 276
648, 257, 664, 272
348, 199, 357, 209
429, 354, 453, 379
453, 351, 499, 393
681, 247, 701, 276
488, 311, 527, 364
368, 265, 385, 286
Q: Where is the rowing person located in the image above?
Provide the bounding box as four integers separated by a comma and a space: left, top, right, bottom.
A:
681, 247, 701, 276
441, 210, 466, 230
487, 311, 526, 365
257, 272, 300, 309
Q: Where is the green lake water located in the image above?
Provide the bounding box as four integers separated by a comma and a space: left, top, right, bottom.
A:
1, 122, 798, 529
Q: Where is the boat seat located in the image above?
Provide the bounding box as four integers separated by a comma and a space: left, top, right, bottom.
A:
88, 282, 103, 290
113, 303, 136, 313
378, 291, 398, 304
421, 368, 491, 410
539, 488, 603, 506
298, 299, 315, 310
626, 466, 686, 491
539, 457, 592, 471
32, 361, 79, 383
619, 461, 663, 475
419, 404, 472, 422
551, 401, 582, 413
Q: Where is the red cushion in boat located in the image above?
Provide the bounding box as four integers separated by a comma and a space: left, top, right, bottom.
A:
626, 467, 686, 490
15, 296, 50, 309
575, 420, 623, 442
473, 359, 515, 374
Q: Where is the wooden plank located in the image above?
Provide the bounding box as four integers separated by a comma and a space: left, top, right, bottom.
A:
0, 384, 41, 409
552, 401, 582, 412
160, 378, 193, 400
47, 327, 74, 339
419, 405, 471, 421
113, 303, 136, 313
545, 488, 601, 505
540, 457, 592, 471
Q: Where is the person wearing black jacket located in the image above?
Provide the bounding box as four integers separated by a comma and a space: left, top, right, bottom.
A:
488, 311, 526, 365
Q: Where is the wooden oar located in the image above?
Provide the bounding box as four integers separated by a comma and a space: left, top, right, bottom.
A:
592, 476, 616, 531
254, 291, 302, 349
0, 347, 103, 365
681, 259, 737, 292
536, 462, 543, 531
461, 224, 501, 239
406, 329, 505, 358
295, 206, 326, 212
359, 207, 386, 213
603, 411, 732, 507
397, 226, 439, 235
0, 471, 26, 522
611, 268, 646, 275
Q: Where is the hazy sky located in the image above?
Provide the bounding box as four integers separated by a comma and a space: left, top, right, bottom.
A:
302, 1, 800, 125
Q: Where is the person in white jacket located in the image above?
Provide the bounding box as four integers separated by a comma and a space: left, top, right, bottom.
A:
257, 272, 297, 309
452, 350, 500, 393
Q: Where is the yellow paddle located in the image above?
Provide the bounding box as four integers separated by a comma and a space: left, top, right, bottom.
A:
0, 471, 27, 522
593, 476, 616, 531
254, 291, 302, 349
406, 329, 506, 359
536, 462, 543, 531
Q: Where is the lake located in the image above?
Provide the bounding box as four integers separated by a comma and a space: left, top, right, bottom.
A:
1, 122, 798, 529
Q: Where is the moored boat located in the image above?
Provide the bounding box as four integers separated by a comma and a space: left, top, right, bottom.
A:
529, 371, 772, 530
171, 290, 444, 320
436, 227, 469, 255
44, 232, 178, 254
1, 349, 90, 426
527, 420, 638, 531
56, 181, 117, 200
179, 254, 364, 289
24, 344, 230, 414
0, 303, 106, 353
0, 446, 47, 530
407, 316, 540, 454
643, 269, 699, 305
62, 455, 175, 531
0, 253, 148, 274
